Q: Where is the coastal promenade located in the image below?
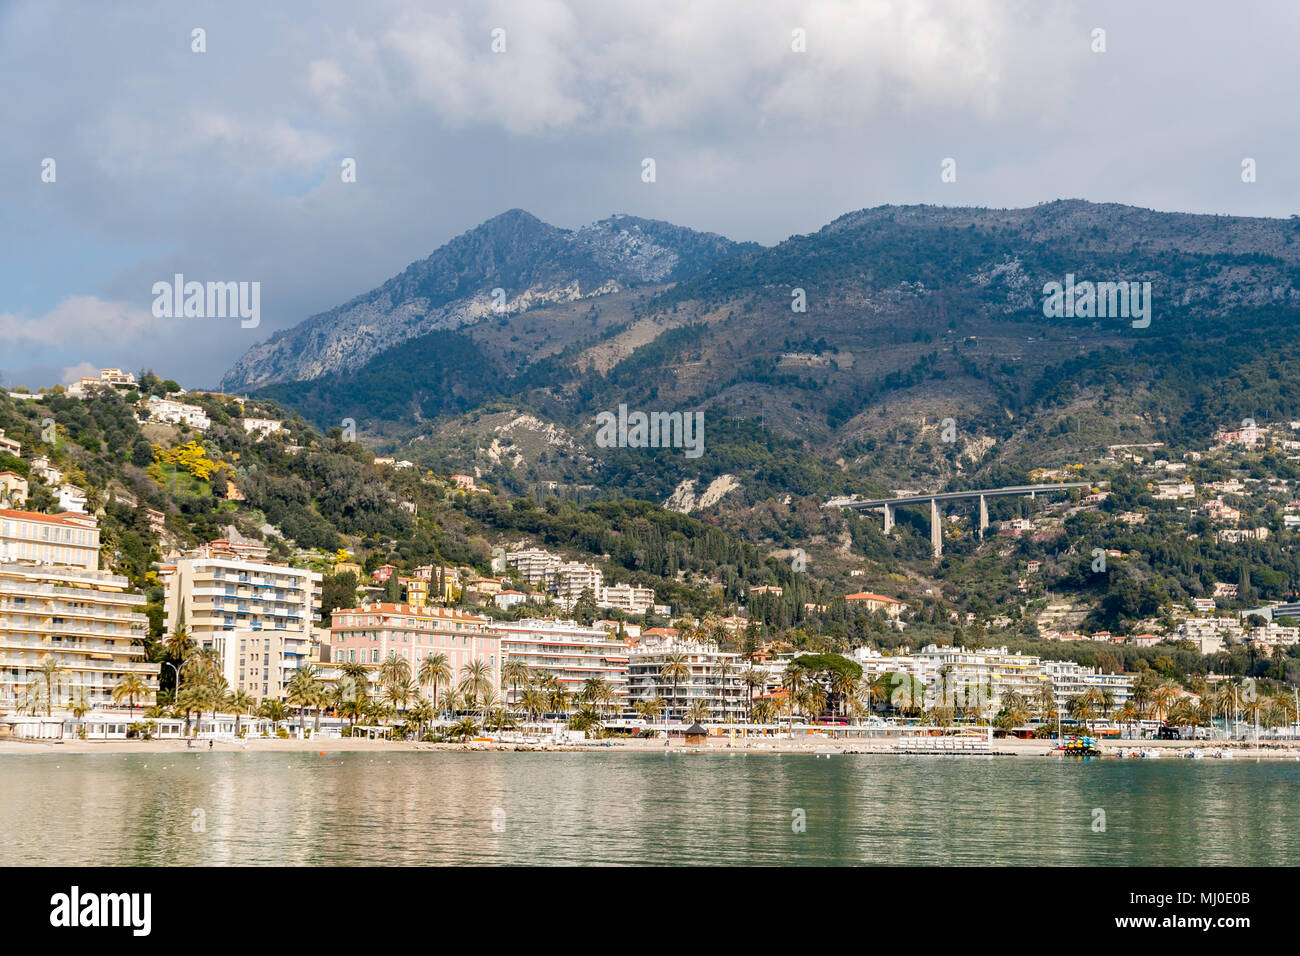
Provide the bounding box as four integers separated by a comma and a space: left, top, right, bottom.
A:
5, 734, 1299, 759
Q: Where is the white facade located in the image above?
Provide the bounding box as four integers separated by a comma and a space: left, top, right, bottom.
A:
505, 548, 562, 586
626, 638, 746, 722
161, 556, 322, 700
144, 396, 211, 431
241, 417, 283, 438
496, 618, 630, 704
596, 582, 656, 615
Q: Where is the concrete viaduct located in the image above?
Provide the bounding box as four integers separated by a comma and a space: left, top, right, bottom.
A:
826, 483, 1091, 559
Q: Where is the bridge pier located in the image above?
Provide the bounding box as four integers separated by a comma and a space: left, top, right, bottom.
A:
883, 503, 894, 534
930, 498, 942, 559
978, 494, 988, 540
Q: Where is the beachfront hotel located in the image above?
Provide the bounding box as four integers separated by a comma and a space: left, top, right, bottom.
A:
626, 636, 747, 722
0, 510, 157, 711
328, 603, 499, 697
852, 644, 1132, 712
496, 618, 630, 704
160, 553, 322, 700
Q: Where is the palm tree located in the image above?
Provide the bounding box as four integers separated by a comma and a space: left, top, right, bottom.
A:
226, 689, 255, 736
996, 690, 1032, 731
162, 618, 194, 662
801, 683, 827, 721
635, 695, 666, 725
337, 660, 372, 699
34, 656, 62, 716
1117, 701, 1140, 737
782, 662, 807, 729
1151, 682, 1179, 723
440, 686, 464, 718
477, 687, 499, 726
181, 646, 222, 686
450, 715, 479, 742
257, 697, 288, 734
382, 678, 415, 716
286, 666, 323, 736
568, 704, 604, 736
1067, 692, 1099, 735
500, 659, 530, 712
335, 688, 363, 726
520, 686, 549, 723
581, 677, 615, 718
112, 674, 148, 713
378, 652, 412, 691
195, 675, 229, 722
867, 674, 895, 716
829, 670, 857, 718
18, 682, 43, 716
177, 686, 207, 735
685, 699, 712, 724
67, 687, 92, 737
418, 652, 452, 711
459, 660, 494, 723
1211, 683, 1237, 735
1035, 681, 1057, 723
407, 698, 435, 740
752, 697, 778, 726
741, 666, 767, 723
659, 653, 691, 723
1130, 672, 1159, 718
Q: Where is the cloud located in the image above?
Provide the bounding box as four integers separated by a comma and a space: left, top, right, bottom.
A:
0, 297, 157, 348
310, 0, 1064, 135
61, 361, 99, 384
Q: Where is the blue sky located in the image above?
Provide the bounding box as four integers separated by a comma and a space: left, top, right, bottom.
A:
2, 0, 1297, 390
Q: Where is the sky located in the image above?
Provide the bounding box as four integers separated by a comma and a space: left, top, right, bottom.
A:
2, 0, 1297, 390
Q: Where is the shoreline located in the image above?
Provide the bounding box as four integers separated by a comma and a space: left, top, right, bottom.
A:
5, 735, 1300, 759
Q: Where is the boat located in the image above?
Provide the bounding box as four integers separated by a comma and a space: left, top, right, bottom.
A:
1139, 748, 1163, 759
1213, 749, 1234, 759
1184, 749, 1206, 759
1054, 735, 1102, 757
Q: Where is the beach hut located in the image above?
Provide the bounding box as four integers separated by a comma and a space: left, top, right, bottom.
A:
683, 723, 709, 745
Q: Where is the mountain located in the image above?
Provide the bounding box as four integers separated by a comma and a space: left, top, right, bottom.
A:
220, 210, 759, 391
240, 200, 1300, 516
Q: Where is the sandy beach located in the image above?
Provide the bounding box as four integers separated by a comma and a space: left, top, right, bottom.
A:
5, 735, 1300, 759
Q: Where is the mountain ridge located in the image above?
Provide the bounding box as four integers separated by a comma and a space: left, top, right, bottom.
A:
220, 209, 759, 391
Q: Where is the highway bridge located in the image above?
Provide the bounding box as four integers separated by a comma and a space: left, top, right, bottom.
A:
826, 483, 1092, 558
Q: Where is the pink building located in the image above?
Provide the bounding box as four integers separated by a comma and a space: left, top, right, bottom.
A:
329, 604, 500, 697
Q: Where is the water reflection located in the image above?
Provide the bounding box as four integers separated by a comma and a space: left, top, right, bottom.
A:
3, 753, 1297, 866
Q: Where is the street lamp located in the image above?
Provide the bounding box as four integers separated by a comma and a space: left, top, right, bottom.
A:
163, 661, 181, 705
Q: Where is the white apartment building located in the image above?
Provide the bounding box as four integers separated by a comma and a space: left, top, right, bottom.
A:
0, 508, 100, 569
626, 638, 746, 722
144, 396, 211, 431
496, 619, 630, 704
505, 548, 563, 585
914, 644, 1051, 712
0, 428, 20, 456
1041, 659, 1133, 712
0, 511, 157, 712
1244, 622, 1300, 649
596, 582, 656, 615
1175, 617, 1242, 654
241, 417, 283, 438
161, 556, 322, 700
552, 562, 603, 602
